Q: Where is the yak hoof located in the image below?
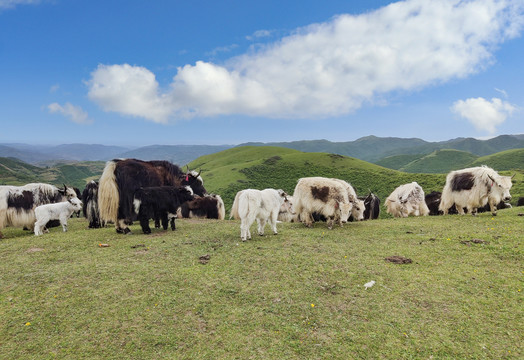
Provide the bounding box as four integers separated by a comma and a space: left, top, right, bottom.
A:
491, 212, 497, 216
123, 228, 132, 235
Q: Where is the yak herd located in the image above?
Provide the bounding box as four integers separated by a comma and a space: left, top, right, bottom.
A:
0, 158, 518, 240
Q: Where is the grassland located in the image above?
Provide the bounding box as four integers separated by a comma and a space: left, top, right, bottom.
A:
1, 207, 522, 359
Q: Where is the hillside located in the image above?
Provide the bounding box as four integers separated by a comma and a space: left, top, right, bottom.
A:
188, 146, 447, 211
470, 148, 524, 171
375, 154, 430, 170
398, 150, 478, 173
0, 157, 105, 189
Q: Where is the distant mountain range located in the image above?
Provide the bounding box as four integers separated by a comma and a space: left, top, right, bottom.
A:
242, 134, 524, 162
1, 134, 523, 166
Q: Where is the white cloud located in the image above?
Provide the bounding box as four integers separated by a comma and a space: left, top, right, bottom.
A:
0, 0, 40, 10
451, 97, 516, 133
48, 102, 93, 125
87, 64, 172, 123
246, 29, 273, 41
87, 0, 524, 123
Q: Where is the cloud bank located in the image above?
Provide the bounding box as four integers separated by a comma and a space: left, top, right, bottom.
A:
451, 97, 516, 133
48, 103, 92, 125
87, 0, 524, 123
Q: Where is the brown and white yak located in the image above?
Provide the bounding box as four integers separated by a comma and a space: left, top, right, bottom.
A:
439, 166, 513, 216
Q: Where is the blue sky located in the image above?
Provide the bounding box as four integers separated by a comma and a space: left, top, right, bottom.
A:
1, 0, 523, 147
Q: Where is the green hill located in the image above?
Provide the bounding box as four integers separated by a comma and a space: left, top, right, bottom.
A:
470, 148, 524, 171
0, 157, 105, 189
375, 154, 427, 170
188, 146, 447, 212
399, 149, 479, 173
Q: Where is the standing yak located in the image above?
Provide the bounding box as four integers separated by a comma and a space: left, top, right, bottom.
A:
439, 166, 512, 216
98, 159, 206, 234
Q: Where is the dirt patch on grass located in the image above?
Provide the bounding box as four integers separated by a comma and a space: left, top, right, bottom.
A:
199, 254, 211, 264
460, 239, 489, 246
385, 256, 412, 264
26, 247, 44, 253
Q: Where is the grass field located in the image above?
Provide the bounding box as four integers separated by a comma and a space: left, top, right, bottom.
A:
1, 208, 522, 359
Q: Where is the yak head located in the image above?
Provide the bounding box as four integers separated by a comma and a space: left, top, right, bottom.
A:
488, 174, 513, 202
182, 169, 206, 196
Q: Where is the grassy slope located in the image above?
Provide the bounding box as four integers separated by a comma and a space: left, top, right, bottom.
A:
374, 154, 425, 170
400, 149, 479, 173
470, 148, 524, 171
0, 209, 522, 359
0, 157, 105, 189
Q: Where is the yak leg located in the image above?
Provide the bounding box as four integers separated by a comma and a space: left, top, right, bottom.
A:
489, 201, 498, 216
327, 216, 334, 230
138, 215, 151, 234
60, 214, 69, 232
456, 204, 465, 215
240, 215, 254, 241
269, 211, 279, 235
301, 211, 313, 228
160, 214, 169, 230
257, 217, 266, 236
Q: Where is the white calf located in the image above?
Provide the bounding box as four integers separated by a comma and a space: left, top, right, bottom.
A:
34, 198, 83, 236
230, 188, 292, 241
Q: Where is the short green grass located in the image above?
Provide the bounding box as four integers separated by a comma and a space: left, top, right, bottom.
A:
1, 208, 522, 359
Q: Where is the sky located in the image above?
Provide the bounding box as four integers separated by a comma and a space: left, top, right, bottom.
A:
1, 0, 523, 147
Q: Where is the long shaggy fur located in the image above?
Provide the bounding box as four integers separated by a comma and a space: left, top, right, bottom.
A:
293, 177, 353, 229
98, 161, 119, 225
385, 182, 429, 218
439, 166, 512, 215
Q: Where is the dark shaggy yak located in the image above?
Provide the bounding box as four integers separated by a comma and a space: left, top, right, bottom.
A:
98, 158, 206, 234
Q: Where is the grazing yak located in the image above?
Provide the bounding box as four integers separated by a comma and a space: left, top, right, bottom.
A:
133, 186, 195, 234
230, 188, 292, 241
349, 193, 380, 221
293, 177, 357, 229
277, 195, 298, 222
82, 180, 103, 228
439, 166, 513, 216
98, 159, 206, 234
385, 182, 429, 218
177, 194, 226, 220
0, 183, 79, 238
34, 197, 83, 236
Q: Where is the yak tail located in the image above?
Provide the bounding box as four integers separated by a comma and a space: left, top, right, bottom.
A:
229, 191, 243, 220
98, 160, 119, 224
215, 195, 226, 220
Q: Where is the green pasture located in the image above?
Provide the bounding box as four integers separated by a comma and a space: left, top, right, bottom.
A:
1, 208, 522, 359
